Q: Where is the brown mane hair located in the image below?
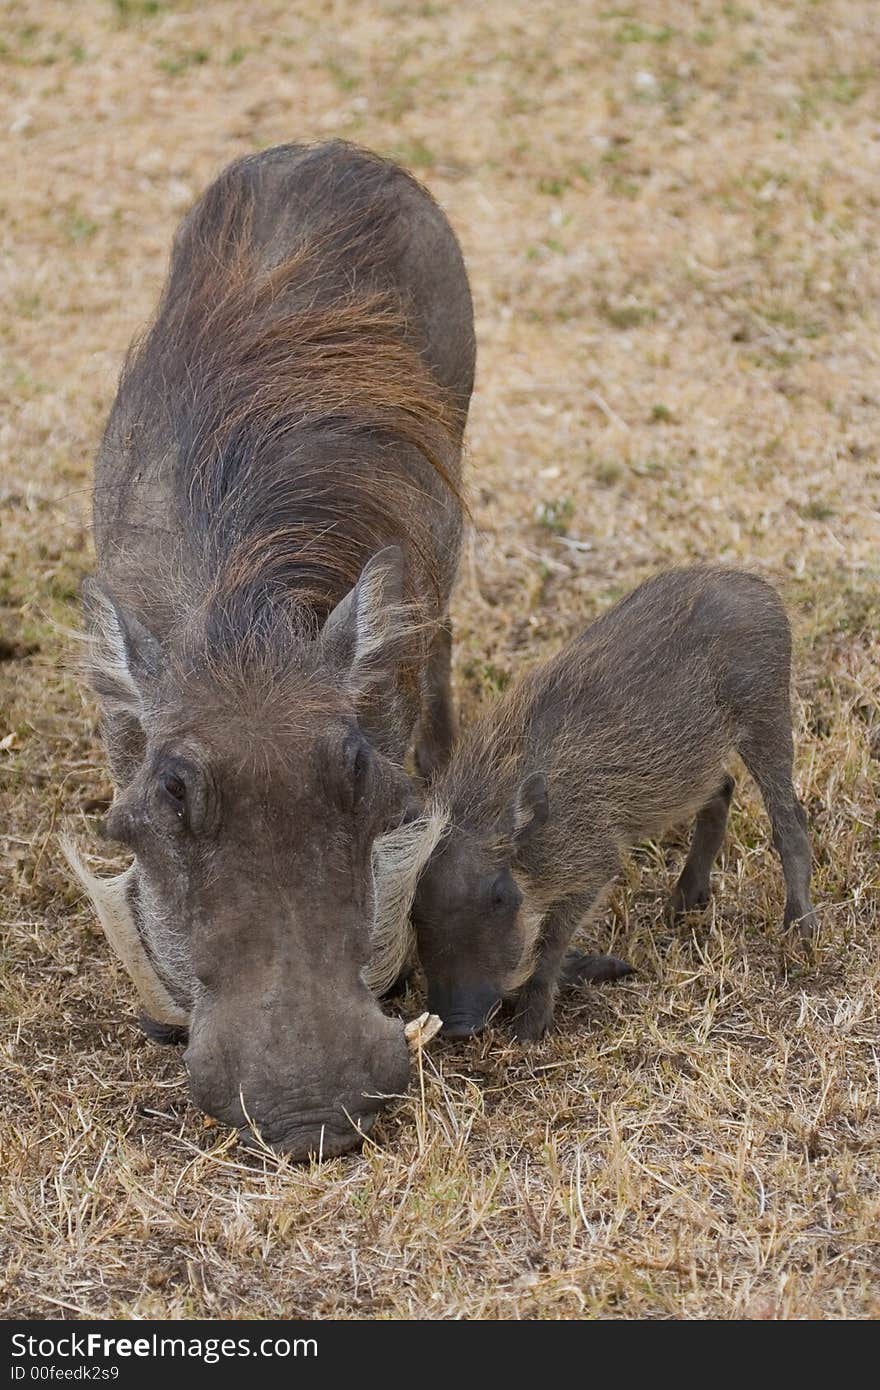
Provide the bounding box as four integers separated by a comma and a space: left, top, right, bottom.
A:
110, 143, 465, 647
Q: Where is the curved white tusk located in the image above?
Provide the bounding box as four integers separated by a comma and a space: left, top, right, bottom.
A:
60, 835, 188, 1028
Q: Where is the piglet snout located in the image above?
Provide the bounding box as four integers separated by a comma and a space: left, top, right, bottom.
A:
428, 983, 501, 1038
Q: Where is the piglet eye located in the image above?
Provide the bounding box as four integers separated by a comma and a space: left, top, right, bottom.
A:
491, 876, 510, 909
343, 733, 371, 808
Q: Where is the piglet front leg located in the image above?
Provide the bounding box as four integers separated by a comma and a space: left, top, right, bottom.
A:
511, 887, 607, 1041
510, 981, 556, 1042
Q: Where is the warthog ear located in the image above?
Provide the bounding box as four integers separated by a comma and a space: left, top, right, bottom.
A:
82, 578, 163, 717
320, 547, 419, 697
511, 772, 549, 844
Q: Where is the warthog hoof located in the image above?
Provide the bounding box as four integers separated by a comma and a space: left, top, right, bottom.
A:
138, 1010, 189, 1046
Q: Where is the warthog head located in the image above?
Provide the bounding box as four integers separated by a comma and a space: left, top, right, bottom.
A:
68, 548, 441, 1158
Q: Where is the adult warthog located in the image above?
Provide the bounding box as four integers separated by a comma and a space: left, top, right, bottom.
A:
65, 141, 475, 1158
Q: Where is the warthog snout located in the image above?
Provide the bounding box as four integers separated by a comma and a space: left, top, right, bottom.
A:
184, 1005, 411, 1160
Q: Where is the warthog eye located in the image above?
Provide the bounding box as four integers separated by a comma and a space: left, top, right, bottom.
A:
154, 756, 211, 833
161, 773, 186, 812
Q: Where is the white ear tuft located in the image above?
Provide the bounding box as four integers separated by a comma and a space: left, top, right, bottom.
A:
363, 806, 450, 997
321, 547, 420, 696
511, 772, 549, 843
351, 550, 404, 667
81, 579, 160, 717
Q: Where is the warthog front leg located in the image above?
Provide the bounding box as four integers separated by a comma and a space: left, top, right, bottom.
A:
667, 773, 735, 919
414, 618, 456, 781
139, 1010, 189, 1046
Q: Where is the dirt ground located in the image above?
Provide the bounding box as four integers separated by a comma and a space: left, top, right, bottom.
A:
2, 0, 878, 1319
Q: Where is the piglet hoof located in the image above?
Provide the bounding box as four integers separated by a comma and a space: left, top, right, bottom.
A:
784, 905, 819, 952
509, 987, 554, 1042
665, 882, 711, 924
138, 1010, 189, 1046
561, 951, 635, 986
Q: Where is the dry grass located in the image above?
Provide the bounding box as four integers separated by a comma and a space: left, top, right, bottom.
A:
2, 0, 879, 1319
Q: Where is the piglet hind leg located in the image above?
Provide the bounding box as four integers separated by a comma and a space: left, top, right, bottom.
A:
561, 951, 635, 985
511, 881, 612, 1041
738, 721, 817, 942
667, 774, 735, 920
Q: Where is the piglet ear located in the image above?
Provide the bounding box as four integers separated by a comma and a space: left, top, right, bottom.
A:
511, 772, 549, 844
320, 547, 419, 698
81, 578, 162, 718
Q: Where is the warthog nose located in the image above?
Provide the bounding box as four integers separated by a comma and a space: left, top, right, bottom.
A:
238, 1108, 379, 1161
183, 1015, 412, 1161
428, 983, 502, 1038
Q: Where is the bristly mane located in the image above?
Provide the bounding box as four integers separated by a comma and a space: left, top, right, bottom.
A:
110, 143, 463, 651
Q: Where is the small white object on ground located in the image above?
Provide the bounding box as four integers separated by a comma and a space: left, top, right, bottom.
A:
404, 1012, 443, 1050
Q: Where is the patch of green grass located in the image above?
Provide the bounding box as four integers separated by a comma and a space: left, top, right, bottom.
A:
324, 58, 359, 92
790, 573, 880, 642
113, 0, 167, 21
538, 175, 570, 197
630, 457, 667, 478
63, 212, 98, 243
535, 496, 575, 534
722, 2, 756, 21
599, 299, 656, 330
387, 138, 436, 170
14, 293, 42, 318
594, 460, 624, 487
461, 659, 511, 694
607, 173, 644, 199
525, 237, 568, 263
749, 301, 825, 341
11, 370, 49, 398
650, 403, 674, 423
828, 69, 871, 105
158, 48, 210, 77
0, 24, 68, 67
381, 80, 420, 121
799, 500, 836, 522
613, 21, 675, 44
747, 346, 800, 369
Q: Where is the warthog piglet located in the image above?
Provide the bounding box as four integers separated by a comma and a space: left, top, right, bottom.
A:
412, 567, 816, 1040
